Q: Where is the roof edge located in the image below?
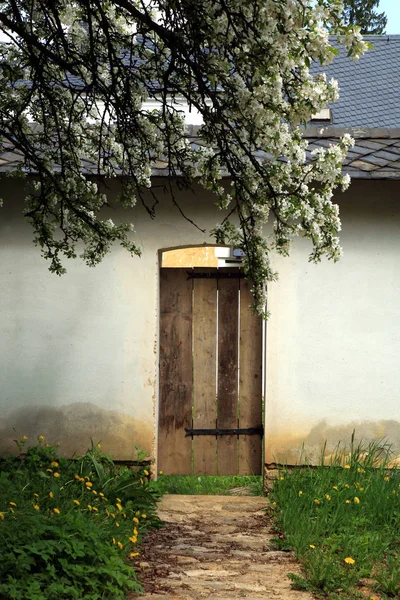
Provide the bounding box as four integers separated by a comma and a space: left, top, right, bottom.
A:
304, 126, 400, 139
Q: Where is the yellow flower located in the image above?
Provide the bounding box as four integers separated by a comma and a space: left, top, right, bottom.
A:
45, 443, 51, 448
314, 499, 320, 505
88, 505, 93, 511
73, 500, 80, 505
38, 435, 45, 441
129, 536, 138, 544
129, 552, 139, 558
133, 527, 138, 535
116, 503, 123, 511
112, 538, 116, 545
53, 508, 60, 514
92, 490, 97, 495
309, 544, 315, 549
135, 511, 140, 516
360, 487, 364, 492
74, 474, 81, 480
133, 517, 139, 524
345, 484, 350, 488
115, 522, 120, 527
34, 504, 40, 511
344, 557, 355, 565
33, 493, 39, 498
354, 482, 359, 488
85, 476, 90, 481
51, 461, 59, 467
354, 497, 360, 504
345, 500, 351, 504
332, 486, 339, 491
117, 541, 123, 549
53, 472, 60, 478
298, 490, 303, 496
46, 469, 53, 473
49, 492, 54, 499
279, 476, 284, 481
0, 513, 4, 519
9, 508, 14, 513
97, 443, 101, 449
344, 464, 350, 469
325, 494, 331, 501
85, 481, 93, 488
93, 507, 98, 512
357, 467, 365, 473
159, 471, 163, 475
22, 435, 28, 440
123, 513, 127, 518
384, 476, 390, 482
143, 470, 149, 476
141, 514, 147, 519
9, 502, 16, 507
99, 492, 104, 497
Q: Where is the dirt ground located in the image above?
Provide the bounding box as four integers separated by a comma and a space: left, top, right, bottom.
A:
129, 494, 315, 599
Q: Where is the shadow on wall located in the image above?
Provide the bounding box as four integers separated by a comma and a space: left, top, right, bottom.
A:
0, 403, 153, 460
267, 419, 400, 465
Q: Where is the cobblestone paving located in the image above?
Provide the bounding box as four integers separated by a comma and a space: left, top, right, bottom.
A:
130, 494, 314, 599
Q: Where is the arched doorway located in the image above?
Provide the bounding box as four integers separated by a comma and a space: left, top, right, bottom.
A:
158, 246, 263, 475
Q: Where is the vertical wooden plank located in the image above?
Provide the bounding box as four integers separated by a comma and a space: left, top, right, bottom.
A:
193, 270, 218, 474
158, 268, 193, 474
239, 279, 263, 475
217, 272, 239, 475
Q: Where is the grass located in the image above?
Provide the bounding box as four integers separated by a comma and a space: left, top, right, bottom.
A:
151, 474, 264, 496
270, 437, 400, 599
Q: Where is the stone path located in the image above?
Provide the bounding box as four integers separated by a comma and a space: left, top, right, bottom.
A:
131, 494, 314, 599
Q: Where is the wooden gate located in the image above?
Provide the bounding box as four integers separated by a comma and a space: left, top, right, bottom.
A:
158, 267, 263, 475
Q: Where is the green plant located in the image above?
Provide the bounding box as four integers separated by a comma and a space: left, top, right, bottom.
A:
0, 436, 161, 599
270, 437, 400, 599
151, 474, 264, 496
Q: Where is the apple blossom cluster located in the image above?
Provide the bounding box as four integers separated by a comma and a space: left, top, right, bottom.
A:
0, 0, 368, 314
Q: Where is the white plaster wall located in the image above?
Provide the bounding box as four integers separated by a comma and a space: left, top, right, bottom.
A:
0, 178, 222, 459
265, 180, 400, 464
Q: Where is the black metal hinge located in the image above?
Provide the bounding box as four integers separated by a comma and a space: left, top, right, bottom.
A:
186, 271, 245, 280
185, 426, 264, 438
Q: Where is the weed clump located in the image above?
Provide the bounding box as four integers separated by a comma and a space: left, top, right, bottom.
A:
270, 437, 400, 599
0, 436, 161, 599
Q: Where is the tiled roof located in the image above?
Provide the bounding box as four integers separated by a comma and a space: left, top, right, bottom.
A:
311, 35, 400, 128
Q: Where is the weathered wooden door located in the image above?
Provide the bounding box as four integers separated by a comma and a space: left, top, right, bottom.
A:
158, 267, 263, 475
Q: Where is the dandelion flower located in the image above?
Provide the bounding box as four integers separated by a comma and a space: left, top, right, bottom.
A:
344, 557, 355, 565
38, 435, 45, 441
143, 470, 149, 476
116, 498, 121, 503
345, 500, 351, 504
279, 476, 284, 481
53, 472, 60, 478
74, 474, 81, 480
159, 471, 163, 475
314, 499, 320, 505
0, 513, 4, 519
384, 476, 390, 482
34, 504, 40, 511
344, 464, 350, 469
53, 508, 60, 514
92, 490, 97, 495
298, 490, 303, 496
345, 484, 350, 488
49, 492, 54, 499
93, 507, 98, 512
354, 497, 360, 504
116, 503, 123, 511
309, 544, 315, 549
142, 514, 147, 519
115, 522, 120, 527
73, 500, 80, 505
129, 536, 138, 544
87, 505, 93, 511
117, 541, 123, 549
133, 517, 139, 524
112, 538, 116, 545
99, 492, 105, 497
325, 494, 331, 501
46, 469, 53, 473
9, 502, 16, 507
22, 435, 28, 440
9, 508, 14, 513
33, 493, 39, 498
51, 461, 59, 467
333, 486, 339, 491
133, 527, 138, 535
85, 481, 93, 488
129, 552, 139, 558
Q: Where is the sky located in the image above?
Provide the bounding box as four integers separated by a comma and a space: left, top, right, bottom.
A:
379, 0, 400, 34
